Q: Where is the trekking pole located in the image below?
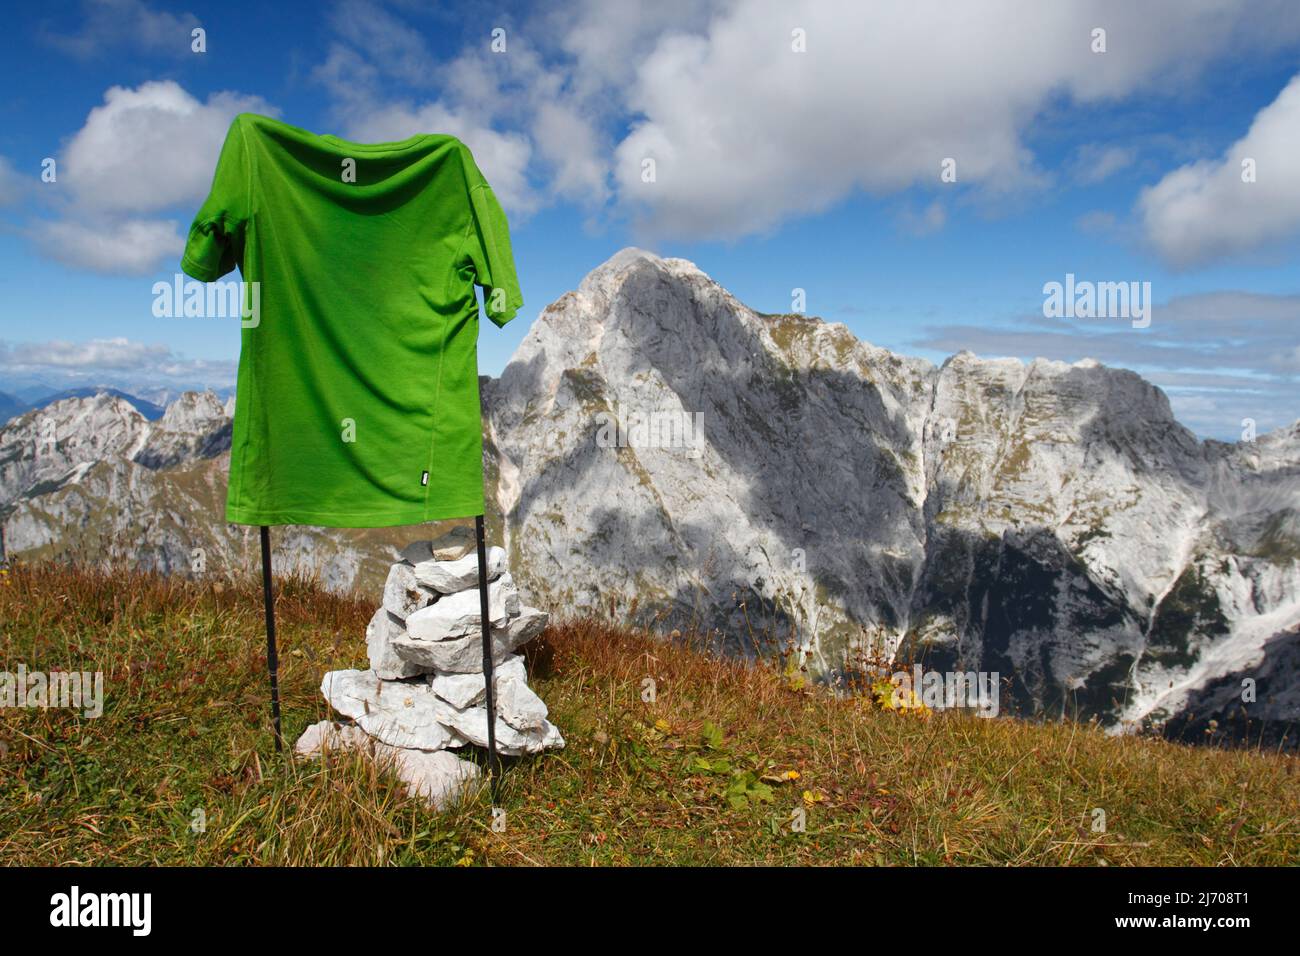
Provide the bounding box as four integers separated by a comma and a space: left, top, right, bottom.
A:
260, 525, 284, 752
475, 515, 500, 804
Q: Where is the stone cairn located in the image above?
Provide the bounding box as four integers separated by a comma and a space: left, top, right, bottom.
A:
295, 526, 564, 810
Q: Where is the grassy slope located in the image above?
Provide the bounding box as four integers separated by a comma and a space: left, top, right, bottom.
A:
0, 564, 1296, 866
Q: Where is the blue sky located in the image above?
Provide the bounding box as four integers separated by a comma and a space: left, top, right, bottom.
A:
2, 0, 1299, 438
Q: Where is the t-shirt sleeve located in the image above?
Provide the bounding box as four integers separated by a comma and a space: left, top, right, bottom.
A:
181, 116, 250, 282
465, 180, 524, 328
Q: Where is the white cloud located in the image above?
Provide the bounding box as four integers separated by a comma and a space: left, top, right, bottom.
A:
1139, 72, 1300, 267
32, 218, 182, 274
313, 8, 572, 216
26, 80, 274, 274
1069, 144, 1136, 185
609, 0, 1300, 240
0, 156, 27, 206
315, 1, 627, 217
306, 0, 1300, 242
3, 337, 172, 370
61, 81, 273, 214
548, 0, 717, 100
326, 0, 436, 86
0, 337, 238, 395
344, 101, 538, 215
897, 200, 946, 237
28, 0, 1300, 279
41, 0, 201, 59
530, 100, 611, 205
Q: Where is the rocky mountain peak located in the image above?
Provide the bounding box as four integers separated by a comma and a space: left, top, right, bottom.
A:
576, 247, 705, 296
488, 252, 1300, 742
0, 393, 149, 506
158, 390, 227, 428
0, 390, 233, 506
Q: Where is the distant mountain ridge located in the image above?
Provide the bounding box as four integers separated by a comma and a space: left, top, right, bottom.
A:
0, 385, 168, 426
39, 387, 166, 420
0, 391, 26, 422
0, 389, 406, 595
3, 249, 1297, 745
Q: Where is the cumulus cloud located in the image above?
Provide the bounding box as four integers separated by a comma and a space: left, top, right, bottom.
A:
312, 0, 726, 218
1138, 72, 1300, 267
341, 99, 539, 215
547, 0, 717, 100
32, 218, 182, 275
313, 5, 601, 217
302, 0, 1300, 244
25, 0, 1300, 278
609, 0, 1300, 240
29, 80, 273, 274
325, 0, 437, 86
61, 81, 273, 214
531, 99, 611, 204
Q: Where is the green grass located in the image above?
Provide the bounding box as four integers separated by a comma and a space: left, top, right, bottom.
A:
1, 563, 1296, 865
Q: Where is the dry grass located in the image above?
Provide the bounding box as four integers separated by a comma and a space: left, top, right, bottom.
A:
1, 562, 1296, 865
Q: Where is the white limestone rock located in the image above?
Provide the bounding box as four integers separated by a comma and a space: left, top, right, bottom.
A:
403, 573, 520, 642
294, 718, 371, 757
382, 562, 437, 621
393, 606, 548, 673
357, 707, 465, 754
425, 652, 552, 728
439, 704, 564, 755
135, 390, 233, 469
318, 667, 561, 757
294, 719, 480, 810
366, 607, 423, 680
399, 525, 476, 564
383, 747, 482, 810
412, 546, 506, 593
321, 669, 466, 751
427, 654, 528, 709
495, 673, 550, 731
427, 656, 551, 732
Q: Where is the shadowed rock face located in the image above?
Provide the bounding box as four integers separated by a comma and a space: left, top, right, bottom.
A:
4, 249, 1298, 742
487, 248, 1300, 741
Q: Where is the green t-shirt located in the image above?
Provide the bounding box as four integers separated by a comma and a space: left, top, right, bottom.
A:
181, 113, 522, 528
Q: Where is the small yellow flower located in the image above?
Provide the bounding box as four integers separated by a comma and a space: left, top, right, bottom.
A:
654, 718, 671, 733
785, 770, 800, 781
